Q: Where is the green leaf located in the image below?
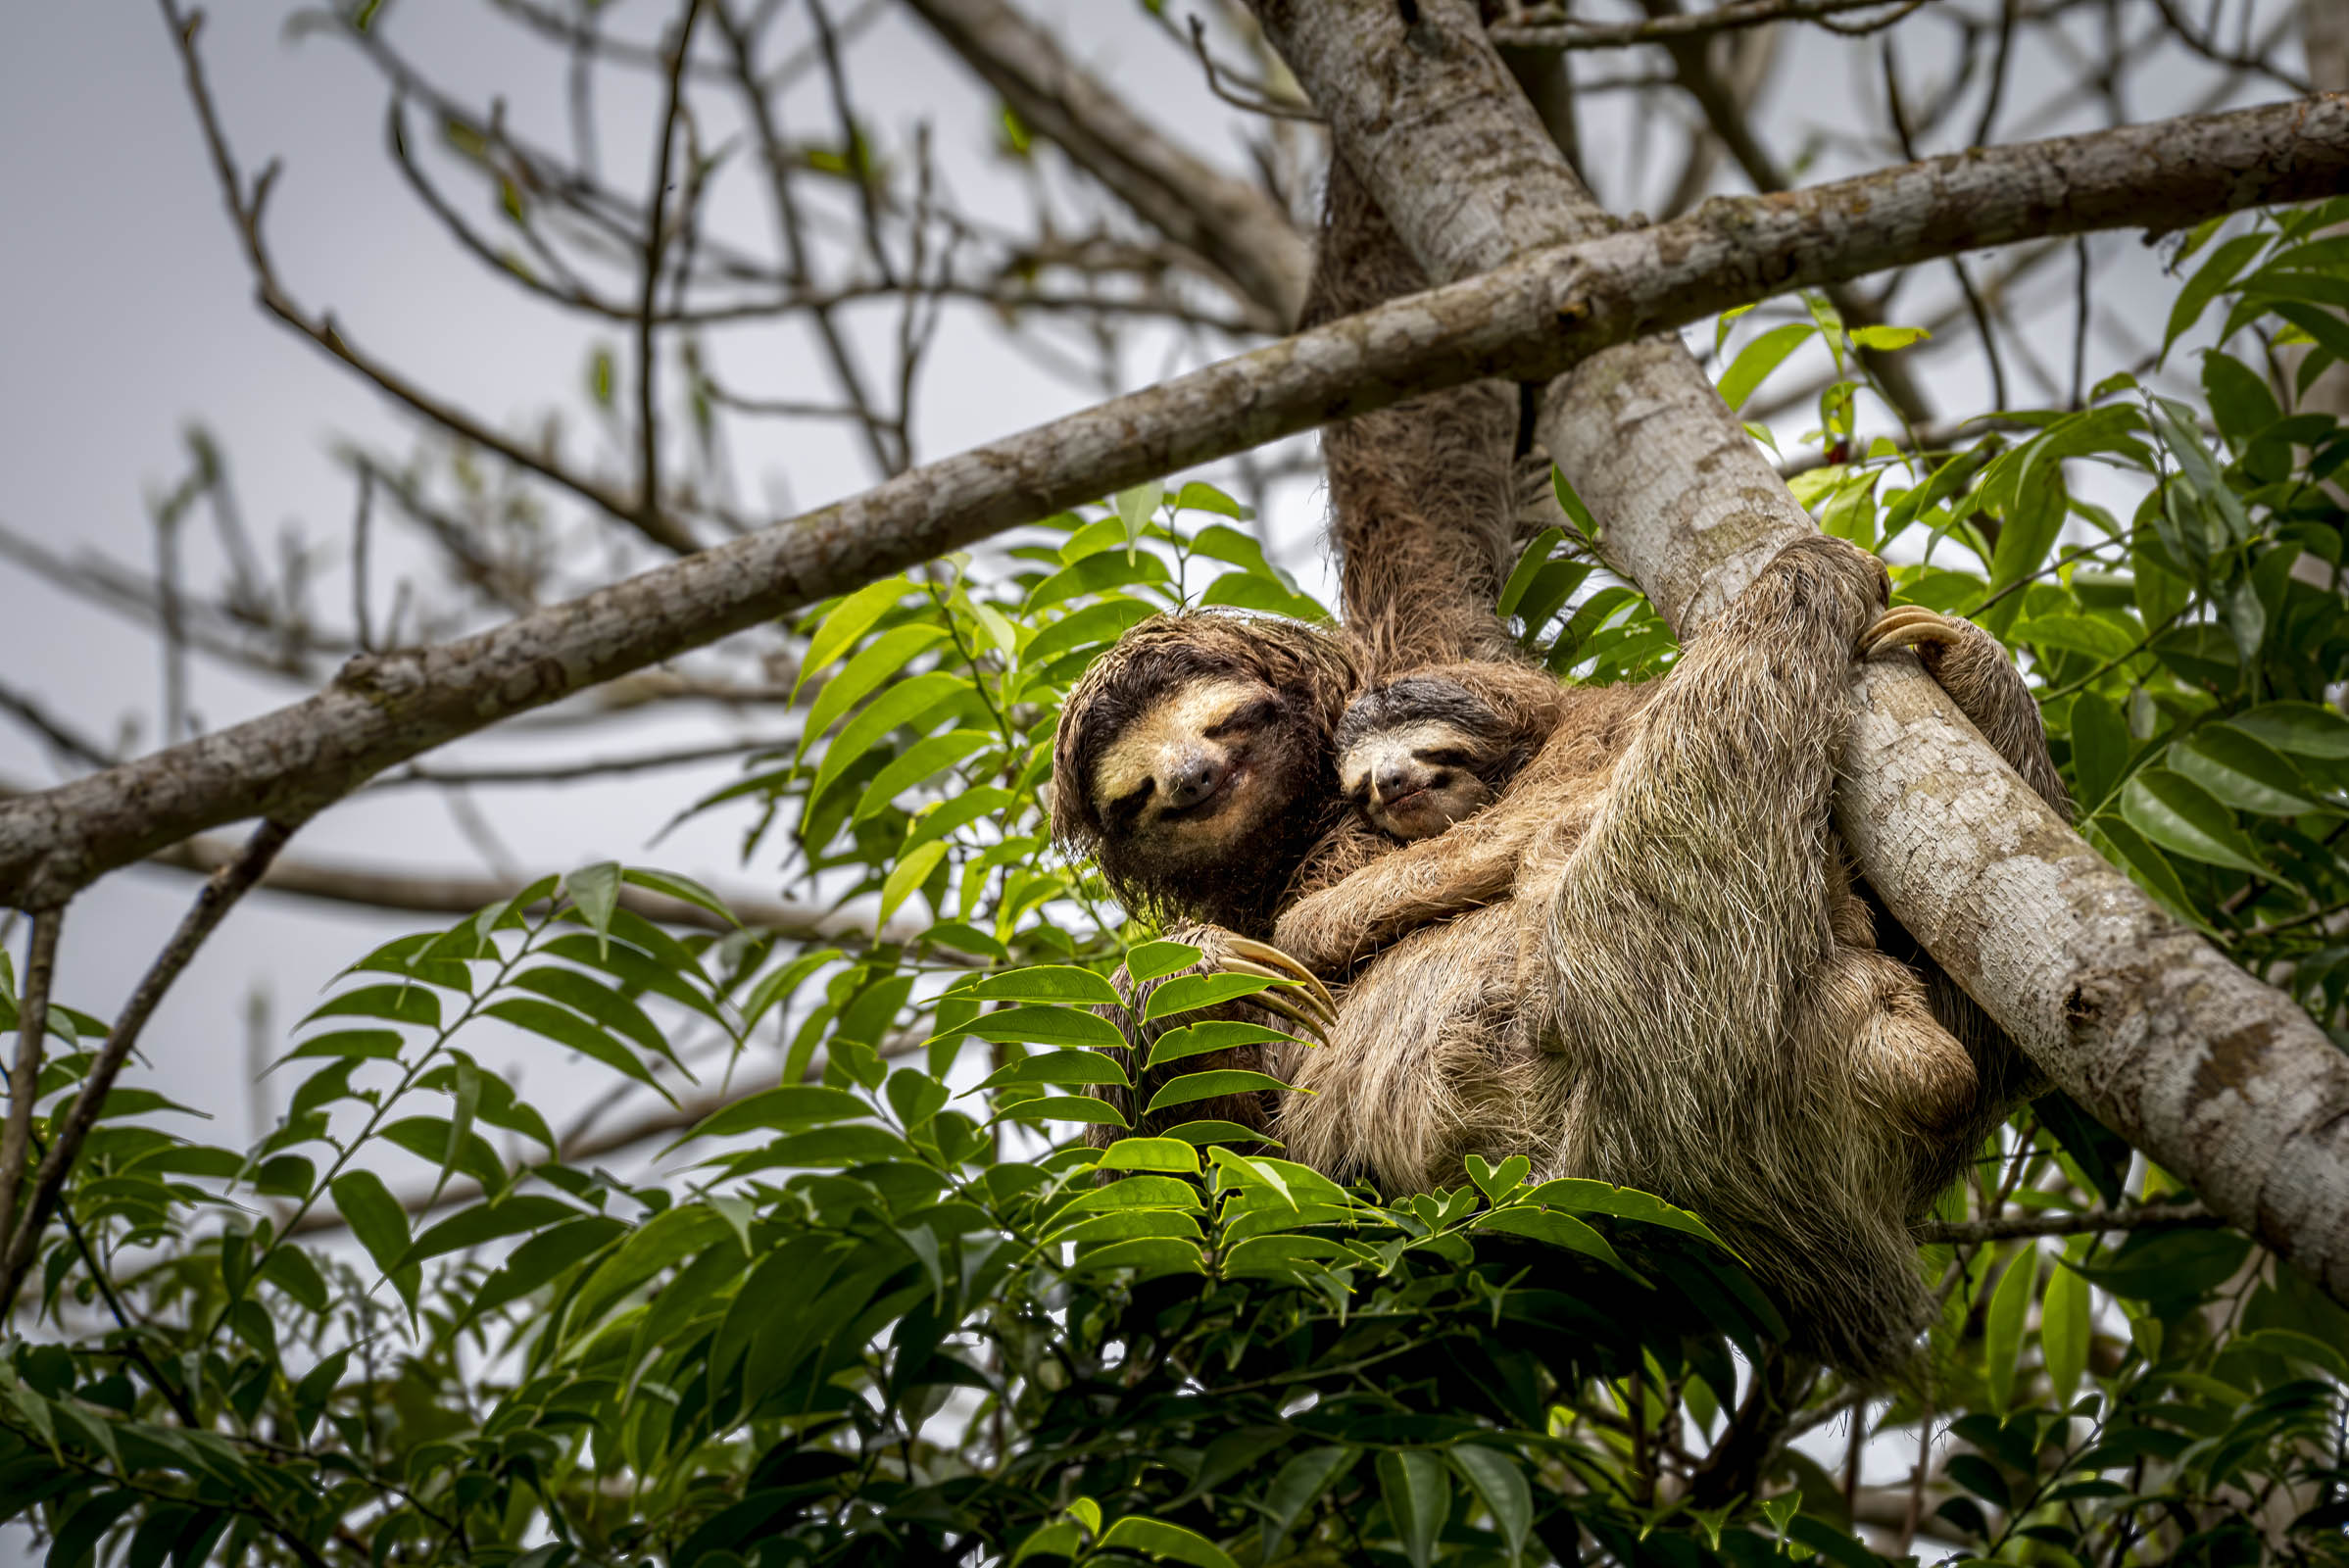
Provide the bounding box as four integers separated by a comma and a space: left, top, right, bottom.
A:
329, 1170, 416, 1309
1144, 1069, 1290, 1115
1053, 1209, 1204, 1244
1717, 321, 1815, 411
302, 983, 440, 1029
879, 841, 948, 925
1375, 1449, 1449, 1568
1518, 1178, 1727, 1249
1449, 1446, 1533, 1564
1022, 599, 1153, 669
485, 998, 674, 1102
1173, 480, 1247, 519
685, 1085, 872, 1142
275, 1028, 404, 1066
740, 948, 843, 1033
1115, 480, 1165, 556
801, 624, 952, 756
2162, 231, 2267, 358
807, 670, 968, 805
2201, 350, 2281, 444
1142, 972, 1274, 1021
1849, 323, 1929, 351
1146, 1019, 1298, 1070
2172, 725, 2321, 814
942, 1004, 1126, 1051
2233, 701, 2349, 760
977, 1049, 1130, 1090
510, 966, 676, 1067
1125, 941, 1202, 984
1096, 1517, 1236, 1568
2070, 692, 2130, 809
2042, 1253, 2091, 1407
1198, 570, 1329, 622
1257, 1446, 1355, 1553
2120, 769, 2269, 874
2084, 815, 2199, 918
619, 867, 740, 926
1470, 1206, 1637, 1276
855, 729, 995, 819
796, 576, 912, 695
1097, 1137, 1200, 1173
1496, 527, 1565, 617
1984, 1245, 2039, 1413
958, 965, 1122, 1005
567, 861, 623, 954
402, 1195, 582, 1268
996, 1096, 1128, 1126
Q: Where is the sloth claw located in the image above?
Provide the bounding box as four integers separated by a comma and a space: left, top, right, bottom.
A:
1213, 935, 1340, 1044
1861, 605, 1967, 659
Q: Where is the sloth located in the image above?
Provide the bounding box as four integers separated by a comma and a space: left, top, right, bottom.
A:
1048, 153, 2074, 1375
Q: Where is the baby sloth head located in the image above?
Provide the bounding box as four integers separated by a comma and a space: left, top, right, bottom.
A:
1336, 675, 1508, 842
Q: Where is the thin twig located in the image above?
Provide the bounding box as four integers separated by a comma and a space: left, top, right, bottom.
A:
636, 0, 703, 549
0, 816, 302, 1312
1915, 1200, 2220, 1244
1494, 0, 1936, 50
0, 907, 65, 1255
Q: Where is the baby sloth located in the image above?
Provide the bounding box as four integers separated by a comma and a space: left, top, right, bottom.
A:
1336, 675, 1520, 842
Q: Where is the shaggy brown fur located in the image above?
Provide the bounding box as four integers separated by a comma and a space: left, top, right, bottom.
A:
1051, 612, 1358, 938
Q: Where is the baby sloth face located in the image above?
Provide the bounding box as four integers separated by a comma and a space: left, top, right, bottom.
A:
1336, 675, 1505, 842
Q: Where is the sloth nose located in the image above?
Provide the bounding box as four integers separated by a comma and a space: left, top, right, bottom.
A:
1374, 762, 1416, 801
1164, 752, 1225, 809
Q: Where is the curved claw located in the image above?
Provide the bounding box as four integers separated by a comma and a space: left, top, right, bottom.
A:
1248, 990, 1336, 1048
1219, 935, 1340, 1026
1860, 605, 1965, 659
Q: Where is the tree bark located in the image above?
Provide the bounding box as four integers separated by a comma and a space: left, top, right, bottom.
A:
1, 96, 2342, 919
1251, 0, 2349, 1301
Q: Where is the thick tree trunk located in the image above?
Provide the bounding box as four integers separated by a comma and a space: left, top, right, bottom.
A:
1252, 0, 2349, 1302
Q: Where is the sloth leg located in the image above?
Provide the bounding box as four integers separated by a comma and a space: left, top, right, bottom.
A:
1808, 873, 1978, 1144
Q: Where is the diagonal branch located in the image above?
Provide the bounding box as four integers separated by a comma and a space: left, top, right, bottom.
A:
2, 95, 2343, 908
901, 0, 1310, 328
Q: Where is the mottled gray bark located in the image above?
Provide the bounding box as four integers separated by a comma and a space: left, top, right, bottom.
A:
1, 96, 2342, 942
1254, 0, 2349, 1300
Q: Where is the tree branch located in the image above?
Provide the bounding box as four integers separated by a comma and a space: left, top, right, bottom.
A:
0, 818, 300, 1313
1254, 0, 2349, 1304
900, 0, 1310, 328
1915, 1200, 2220, 1245
0, 907, 64, 1256
3, 95, 2343, 906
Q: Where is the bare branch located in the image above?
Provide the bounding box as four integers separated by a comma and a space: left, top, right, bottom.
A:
1915, 1200, 2222, 1245
4, 95, 2345, 906
163, 1, 709, 557
0, 908, 64, 1256
0, 817, 301, 1313
901, 0, 1310, 327
1495, 0, 1936, 50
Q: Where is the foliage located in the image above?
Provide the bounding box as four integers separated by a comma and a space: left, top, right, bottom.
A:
5, 209, 2349, 1566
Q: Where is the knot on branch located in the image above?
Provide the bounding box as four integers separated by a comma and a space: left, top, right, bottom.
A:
333, 649, 430, 706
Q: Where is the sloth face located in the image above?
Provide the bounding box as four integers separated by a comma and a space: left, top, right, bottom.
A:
1087, 675, 1307, 870
1338, 718, 1495, 841
1336, 677, 1506, 841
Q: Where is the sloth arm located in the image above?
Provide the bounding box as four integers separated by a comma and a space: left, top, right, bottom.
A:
1543, 535, 1887, 1057
1270, 792, 1546, 977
